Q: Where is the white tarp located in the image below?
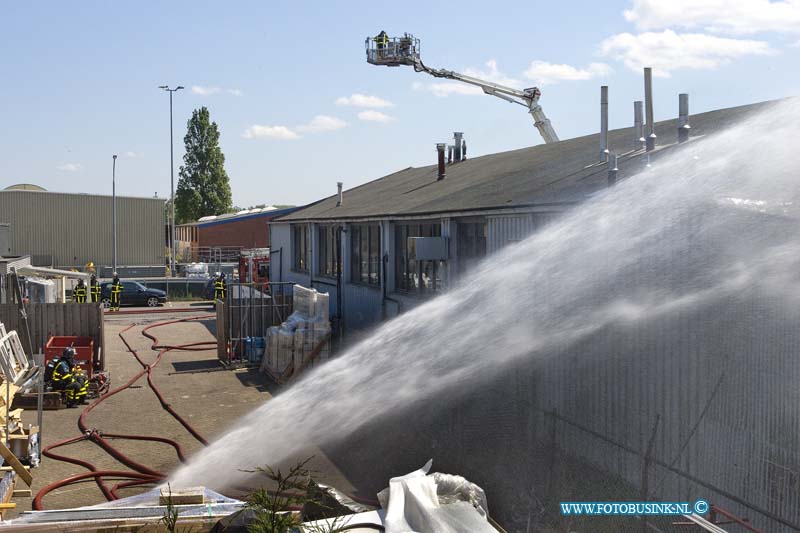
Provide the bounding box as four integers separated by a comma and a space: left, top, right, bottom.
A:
378, 461, 495, 533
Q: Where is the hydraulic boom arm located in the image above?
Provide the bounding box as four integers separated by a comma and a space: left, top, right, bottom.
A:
365, 33, 559, 143
417, 64, 559, 143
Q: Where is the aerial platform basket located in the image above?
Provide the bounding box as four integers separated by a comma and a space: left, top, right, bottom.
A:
365, 33, 420, 67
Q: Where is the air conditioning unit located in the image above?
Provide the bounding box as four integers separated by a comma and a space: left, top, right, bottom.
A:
408, 237, 448, 261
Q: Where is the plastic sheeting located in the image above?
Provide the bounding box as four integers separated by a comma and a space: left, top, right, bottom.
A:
378, 461, 495, 533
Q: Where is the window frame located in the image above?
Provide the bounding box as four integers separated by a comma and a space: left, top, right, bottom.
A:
350, 223, 381, 286
317, 225, 339, 278
394, 222, 445, 295
292, 224, 309, 273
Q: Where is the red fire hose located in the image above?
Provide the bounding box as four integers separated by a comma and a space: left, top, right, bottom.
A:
33, 316, 216, 510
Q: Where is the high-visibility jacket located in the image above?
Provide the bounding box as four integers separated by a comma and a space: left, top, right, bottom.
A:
74, 284, 87, 303
374, 32, 388, 47
90, 282, 101, 302
214, 280, 226, 299
111, 281, 122, 295
51, 359, 73, 388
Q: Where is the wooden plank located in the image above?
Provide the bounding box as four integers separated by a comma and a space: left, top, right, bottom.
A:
0, 440, 32, 486
12, 489, 31, 497
0, 502, 16, 509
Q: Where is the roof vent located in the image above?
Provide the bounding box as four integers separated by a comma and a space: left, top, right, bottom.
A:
336, 182, 343, 207
634, 100, 645, 150
678, 93, 690, 143
436, 144, 446, 180
453, 132, 464, 162
644, 67, 656, 152
600, 86, 609, 161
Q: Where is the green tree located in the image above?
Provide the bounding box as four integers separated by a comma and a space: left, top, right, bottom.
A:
175, 107, 233, 223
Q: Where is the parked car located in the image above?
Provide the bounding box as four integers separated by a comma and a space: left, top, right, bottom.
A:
100, 281, 166, 308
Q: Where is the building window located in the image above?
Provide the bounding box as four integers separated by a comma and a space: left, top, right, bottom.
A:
395, 222, 445, 294
350, 224, 380, 285
292, 224, 308, 272
318, 225, 339, 277
456, 221, 487, 275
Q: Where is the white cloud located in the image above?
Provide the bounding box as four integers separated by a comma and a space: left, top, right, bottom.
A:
792, 39, 800, 47
523, 61, 611, 85
228, 89, 243, 96
413, 80, 482, 97
357, 110, 396, 123
124, 151, 143, 159
336, 93, 394, 108
242, 125, 300, 140
412, 59, 523, 97
623, 0, 800, 35
600, 30, 774, 76
295, 115, 347, 133
57, 163, 83, 172
192, 85, 221, 96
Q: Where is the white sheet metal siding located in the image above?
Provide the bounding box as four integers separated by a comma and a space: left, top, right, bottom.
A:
0, 190, 164, 267
487, 213, 559, 253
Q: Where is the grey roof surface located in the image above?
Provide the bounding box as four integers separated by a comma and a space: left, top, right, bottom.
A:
279, 100, 777, 222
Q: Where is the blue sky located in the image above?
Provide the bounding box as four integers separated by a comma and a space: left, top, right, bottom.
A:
1, 0, 799, 207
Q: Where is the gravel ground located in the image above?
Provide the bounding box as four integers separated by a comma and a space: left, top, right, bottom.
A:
8, 307, 355, 520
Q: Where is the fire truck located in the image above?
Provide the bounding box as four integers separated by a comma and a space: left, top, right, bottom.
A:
238, 248, 270, 283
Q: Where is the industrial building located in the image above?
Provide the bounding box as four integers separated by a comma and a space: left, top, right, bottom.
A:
175, 206, 296, 262
271, 99, 771, 332
0, 187, 165, 269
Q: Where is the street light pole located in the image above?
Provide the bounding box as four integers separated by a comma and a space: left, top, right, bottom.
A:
112, 154, 117, 274
159, 85, 184, 276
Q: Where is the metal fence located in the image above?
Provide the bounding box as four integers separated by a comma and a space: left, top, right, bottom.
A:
216, 282, 295, 365
0, 303, 105, 369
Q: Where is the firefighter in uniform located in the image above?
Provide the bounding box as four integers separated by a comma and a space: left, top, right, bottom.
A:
110, 272, 122, 311
214, 272, 226, 301
73, 279, 87, 303
90, 274, 101, 303
374, 30, 389, 58
48, 347, 88, 407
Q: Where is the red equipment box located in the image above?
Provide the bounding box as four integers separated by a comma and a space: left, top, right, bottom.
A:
44, 336, 95, 378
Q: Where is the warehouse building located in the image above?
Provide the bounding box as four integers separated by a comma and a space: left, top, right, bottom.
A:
270, 100, 771, 332
175, 206, 296, 262
0, 186, 165, 269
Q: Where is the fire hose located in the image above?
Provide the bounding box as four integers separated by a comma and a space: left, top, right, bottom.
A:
33, 315, 216, 510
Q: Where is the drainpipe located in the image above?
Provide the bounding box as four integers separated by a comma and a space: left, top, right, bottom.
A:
678, 93, 690, 144
600, 86, 609, 161
634, 100, 645, 150
644, 67, 656, 152
607, 153, 618, 186
436, 144, 446, 180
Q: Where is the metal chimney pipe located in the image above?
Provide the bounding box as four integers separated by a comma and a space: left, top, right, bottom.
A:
436, 143, 446, 180
600, 86, 609, 160
607, 152, 618, 186
336, 181, 343, 207
461, 140, 467, 160
634, 100, 645, 150
678, 93, 690, 143
447, 145, 453, 164
644, 67, 656, 151
453, 132, 463, 162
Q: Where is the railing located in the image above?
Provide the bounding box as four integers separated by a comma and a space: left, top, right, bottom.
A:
216, 282, 295, 365
365, 34, 420, 66
178, 245, 244, 264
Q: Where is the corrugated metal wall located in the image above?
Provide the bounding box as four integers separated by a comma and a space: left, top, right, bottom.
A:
0, 224, 10, 256
487, 212, 559, 253
0, 190, 164, 268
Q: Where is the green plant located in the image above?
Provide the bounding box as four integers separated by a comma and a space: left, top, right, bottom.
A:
244, 458, 311, 533
160, 483, 179, 532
